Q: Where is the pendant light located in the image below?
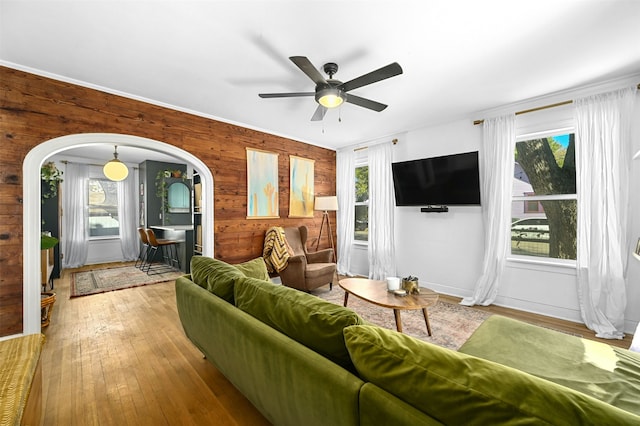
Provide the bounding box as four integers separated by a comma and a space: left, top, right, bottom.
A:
103, 145, 129, 181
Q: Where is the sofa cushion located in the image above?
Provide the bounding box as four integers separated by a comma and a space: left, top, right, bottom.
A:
235, 277, 364, 372
343, 325, 640, 425
233, 257, 270, 281
459, 315, 640, 416
190, 256, 244, 303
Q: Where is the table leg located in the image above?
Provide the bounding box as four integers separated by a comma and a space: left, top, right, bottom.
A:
343, 292, 349, 307
393, 309, 403, 333
422, 308, 432, 336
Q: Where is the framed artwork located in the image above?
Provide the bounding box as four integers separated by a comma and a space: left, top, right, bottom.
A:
246, 148, 279, 218
289, 155, 315, 218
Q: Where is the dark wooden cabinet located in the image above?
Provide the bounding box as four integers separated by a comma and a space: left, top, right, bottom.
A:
41, 181, 61, 284
193, 171, 203, 256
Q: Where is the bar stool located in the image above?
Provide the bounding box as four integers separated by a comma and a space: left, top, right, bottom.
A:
136, 227, 151, 269
144, 228, 181, 274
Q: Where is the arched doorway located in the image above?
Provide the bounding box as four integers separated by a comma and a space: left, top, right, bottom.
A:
23, 133, 214, 335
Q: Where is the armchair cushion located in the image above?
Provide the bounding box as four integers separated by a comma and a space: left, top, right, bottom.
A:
283, 226, 306, 256
279, 226, 336, 292
305, 263, 336, 280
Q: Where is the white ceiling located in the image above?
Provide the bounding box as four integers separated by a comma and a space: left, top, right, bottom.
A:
2, 0, 640, 159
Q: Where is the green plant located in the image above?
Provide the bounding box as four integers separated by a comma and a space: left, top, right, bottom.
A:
155, 169, 188, 214
41, 234, 59, 250
41, 161, 63, 199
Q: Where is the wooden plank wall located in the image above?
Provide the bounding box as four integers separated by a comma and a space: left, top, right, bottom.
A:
0, 66, 337, 337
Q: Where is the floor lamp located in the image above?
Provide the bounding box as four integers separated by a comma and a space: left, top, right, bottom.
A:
314, 196, 338, 262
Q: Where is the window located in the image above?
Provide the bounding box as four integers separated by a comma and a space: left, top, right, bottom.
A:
523, 192, 543, 213
511, 132, 576, 260
88, 178, 120, 237
354, 165, 369, 241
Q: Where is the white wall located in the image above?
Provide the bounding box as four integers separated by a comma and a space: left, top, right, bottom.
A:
348, 75, 640, 334
393, 120, 483, 298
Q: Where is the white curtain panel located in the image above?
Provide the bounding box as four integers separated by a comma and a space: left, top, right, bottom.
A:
461, 114, 515, 306
336, 148, 355, 275
62, 162, 89, 268
575, 86, 636, 339
118, 173, 140, 261
368, 142, 396, 280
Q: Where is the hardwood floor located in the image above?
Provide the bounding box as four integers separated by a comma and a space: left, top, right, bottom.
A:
39, 264, 634, 425
40, 263, 270, 426
437, 294, 634, 349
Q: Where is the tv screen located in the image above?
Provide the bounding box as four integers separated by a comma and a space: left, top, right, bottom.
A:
391, 151, 481, 206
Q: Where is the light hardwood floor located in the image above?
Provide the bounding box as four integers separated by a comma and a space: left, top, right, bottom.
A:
40, 263, 270, 426
39, 264, 634, 425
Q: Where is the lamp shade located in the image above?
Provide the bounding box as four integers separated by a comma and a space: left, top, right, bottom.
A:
103, 145, 129, 181
315, 195, 338, 212
316, 88, 345, 108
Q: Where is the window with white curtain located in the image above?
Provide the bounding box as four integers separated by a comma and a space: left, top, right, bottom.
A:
88, 178, 120, 238
354, 162, 369, 242
510, 131, 576, 260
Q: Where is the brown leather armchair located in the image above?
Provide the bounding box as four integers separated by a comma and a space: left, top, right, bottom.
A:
279, 226, 336, 292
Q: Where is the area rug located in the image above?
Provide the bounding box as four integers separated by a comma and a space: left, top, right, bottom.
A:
70, 266, 183, 298
314, 285, 492, 350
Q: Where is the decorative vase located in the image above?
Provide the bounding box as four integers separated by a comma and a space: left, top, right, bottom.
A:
402, 276, 420, 294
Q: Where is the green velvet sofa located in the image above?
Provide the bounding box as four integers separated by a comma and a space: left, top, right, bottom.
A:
175, 256, 640, 425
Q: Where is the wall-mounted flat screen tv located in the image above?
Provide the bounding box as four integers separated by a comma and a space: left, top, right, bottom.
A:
391, 151, 481, 206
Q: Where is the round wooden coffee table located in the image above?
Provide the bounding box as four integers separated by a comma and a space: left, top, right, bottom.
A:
339, 278, 439, 335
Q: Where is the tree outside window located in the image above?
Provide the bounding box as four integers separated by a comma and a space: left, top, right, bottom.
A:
511, 133, 576, 260
88, 178, 120, 237
355, 165, 369, 241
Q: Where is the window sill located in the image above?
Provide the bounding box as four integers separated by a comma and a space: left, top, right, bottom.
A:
353, 240, 368, 247
506, 255, 576, 275
88, 236, 121, 241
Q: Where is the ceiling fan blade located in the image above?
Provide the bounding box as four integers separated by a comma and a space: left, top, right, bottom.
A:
339, 62, 403, 93
345, 94, 388, 112
259, 92, 315, 98
311, 105, 327, 121
289, 56, 327, 86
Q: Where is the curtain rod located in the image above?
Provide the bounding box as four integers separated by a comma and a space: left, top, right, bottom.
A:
60, 160, 139, 170
353, 138, 398, 152
473, 83, 640, 126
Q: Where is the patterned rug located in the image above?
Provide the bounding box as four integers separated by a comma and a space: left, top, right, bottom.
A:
70, 266, 184, 298
314, 284, 491, 350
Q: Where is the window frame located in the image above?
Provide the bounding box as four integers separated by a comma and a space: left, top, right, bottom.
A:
508, 127, 577, 266
353, 158, 369, 245
87, 177, 121, 240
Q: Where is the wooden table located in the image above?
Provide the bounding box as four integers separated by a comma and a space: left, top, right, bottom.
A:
339, 278, 439, 335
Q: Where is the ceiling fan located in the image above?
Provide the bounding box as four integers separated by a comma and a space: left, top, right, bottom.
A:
259, 56, 403, 121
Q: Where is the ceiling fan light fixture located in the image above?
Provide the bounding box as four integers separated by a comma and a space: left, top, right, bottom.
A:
103, 145, 129, 181
316, 87, 345, 108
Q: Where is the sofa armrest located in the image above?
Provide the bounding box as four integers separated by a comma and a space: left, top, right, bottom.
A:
306, 248, 333, 263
